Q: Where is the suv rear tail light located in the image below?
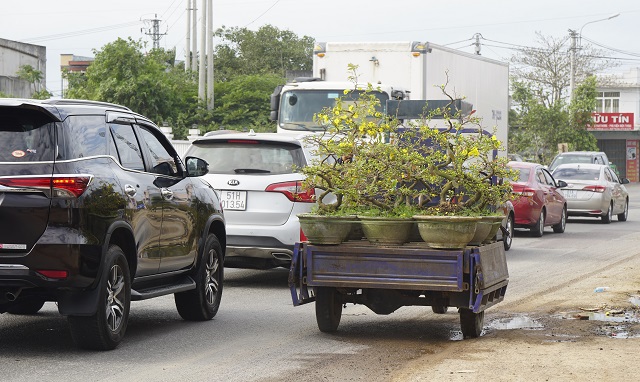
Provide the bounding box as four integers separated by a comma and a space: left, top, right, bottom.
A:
265, 181, 315, 203
0, 175, 92, 198
36, 270, 69, 279
583, 185, 606, 193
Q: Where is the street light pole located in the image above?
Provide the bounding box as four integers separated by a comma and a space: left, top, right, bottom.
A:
569, 13, 620, 101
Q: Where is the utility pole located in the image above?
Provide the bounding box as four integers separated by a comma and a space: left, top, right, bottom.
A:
474, 33, 482, 55
569, 14, 620, 102
206, 0, 214, 109
198, 0, 206, 102
569, 29, 578, 101
191, 0, 198, 72
185, 0, 191, 71
142, 14, 166, 50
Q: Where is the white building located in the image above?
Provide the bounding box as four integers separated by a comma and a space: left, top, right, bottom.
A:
592, 67, 640, 182
0, 38, 46, 98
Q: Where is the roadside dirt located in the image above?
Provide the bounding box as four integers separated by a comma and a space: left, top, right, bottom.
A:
394, 249, 640, 381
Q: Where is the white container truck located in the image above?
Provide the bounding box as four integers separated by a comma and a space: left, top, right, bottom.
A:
270, 41, 509, 152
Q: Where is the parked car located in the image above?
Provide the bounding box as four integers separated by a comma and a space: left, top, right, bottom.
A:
507, 161, 568, 237
0, 99, 226, 350
548, 151, 616, 174
184, 131, 317, 270
551, 163, 629, 223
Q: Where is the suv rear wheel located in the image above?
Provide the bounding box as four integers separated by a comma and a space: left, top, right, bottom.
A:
175, 234, 223, 321
68, 245, 131, 350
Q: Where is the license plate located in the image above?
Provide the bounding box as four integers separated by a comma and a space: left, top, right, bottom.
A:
220, 190, 247, 210
563, 189, 577, 199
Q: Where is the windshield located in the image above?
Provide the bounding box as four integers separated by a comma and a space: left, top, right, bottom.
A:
278, 89, 389, 131
0, 108, 56, 162
187, 141, 307, 175
549, 155, 594, 170
552, 167, 601, 181
507, 167, 530, 183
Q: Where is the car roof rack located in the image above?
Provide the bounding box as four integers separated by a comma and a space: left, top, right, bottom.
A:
43, 99, 131, 111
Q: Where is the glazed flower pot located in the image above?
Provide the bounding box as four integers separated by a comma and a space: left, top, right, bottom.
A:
358, 216, 415, 245
482, 215, 506, 244
413, 215, 480, 249
469, 215, 505, 246
297, 214, 356, 245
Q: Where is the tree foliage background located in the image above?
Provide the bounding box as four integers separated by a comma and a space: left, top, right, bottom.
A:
65, 25, 313, 138
508, 32, 617, 163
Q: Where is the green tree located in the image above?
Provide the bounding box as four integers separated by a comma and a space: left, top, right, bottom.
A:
211, 74, 285, 132
66, 38, 198, 124
213, 24, 314, 81
16, 64, 51, 99
508, 33, 609, 163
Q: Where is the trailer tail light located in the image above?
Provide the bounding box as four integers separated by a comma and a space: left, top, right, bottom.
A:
265, 181, 315, 203
583, 185, 606, 193
0, 175, 92, 198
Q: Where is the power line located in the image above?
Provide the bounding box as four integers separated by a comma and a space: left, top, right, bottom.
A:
244, 0, 281, 27
23, 20, 143, 43
581, 36, 640, 58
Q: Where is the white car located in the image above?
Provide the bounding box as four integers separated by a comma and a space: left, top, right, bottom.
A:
551, 163, 630, 223
184, 131, 316, 269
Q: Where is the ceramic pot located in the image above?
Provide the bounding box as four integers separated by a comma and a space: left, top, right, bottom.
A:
297, 214, 356, 245
358, 216, 414, 245
413, 215, 480, 249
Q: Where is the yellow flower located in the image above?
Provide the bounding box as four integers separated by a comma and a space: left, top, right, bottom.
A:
469, 147, 480, 157
491, 135, 497, 141
343, 89, 349, 95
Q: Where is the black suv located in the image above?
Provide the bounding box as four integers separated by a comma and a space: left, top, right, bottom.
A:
0, 99, 226, 350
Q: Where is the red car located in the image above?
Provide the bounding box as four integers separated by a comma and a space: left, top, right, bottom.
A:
507, 161, 568, 237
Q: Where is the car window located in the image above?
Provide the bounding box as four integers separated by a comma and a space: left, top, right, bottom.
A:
110, 123, 145, 171
0, 108, 56, 162
507, 167, 530, 182
535, 169, 546, 184
552, 167, 601, 181
542, 169, 556, 186
607, 168, 620, 183
59, 115, 109, 159
137, 125, 181, 177
604, 168, 613, 182
187, 141, 307, 174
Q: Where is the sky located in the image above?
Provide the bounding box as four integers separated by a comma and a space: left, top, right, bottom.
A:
2, 0, 639, 98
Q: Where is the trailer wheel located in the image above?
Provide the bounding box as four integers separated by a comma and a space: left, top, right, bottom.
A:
459, 308, 484, 338
431, 305, 448, 314
315, 287, 342, 333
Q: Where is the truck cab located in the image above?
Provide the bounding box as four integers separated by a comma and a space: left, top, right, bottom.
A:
270, 79, 407, 134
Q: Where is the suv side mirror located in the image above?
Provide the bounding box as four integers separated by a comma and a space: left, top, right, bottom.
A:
185, 156, 209, 177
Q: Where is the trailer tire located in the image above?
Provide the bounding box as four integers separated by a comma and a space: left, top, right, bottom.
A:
459, 308, 484, 339
431, 305, 448, 314
315, 287, 342, 333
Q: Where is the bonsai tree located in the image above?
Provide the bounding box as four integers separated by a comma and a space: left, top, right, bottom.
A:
301, 66, 513, 217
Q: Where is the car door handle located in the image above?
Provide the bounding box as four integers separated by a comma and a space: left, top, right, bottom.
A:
161, 188, 173, 200
124, 184, 137, 197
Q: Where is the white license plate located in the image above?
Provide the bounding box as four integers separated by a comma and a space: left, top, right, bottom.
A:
563, 189, 577, 199
220, 190, 247, 210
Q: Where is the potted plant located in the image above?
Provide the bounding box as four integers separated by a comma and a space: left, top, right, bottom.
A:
299, 67, 514, 248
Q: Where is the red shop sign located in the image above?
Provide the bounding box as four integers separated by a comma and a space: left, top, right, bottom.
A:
589, 113, 635, 130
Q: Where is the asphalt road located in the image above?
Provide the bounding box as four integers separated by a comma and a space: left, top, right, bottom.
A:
2, 184, 640, 381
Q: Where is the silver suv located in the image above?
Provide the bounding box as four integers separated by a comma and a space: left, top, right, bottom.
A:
184, 131, 315, 269
548, 151, 609, 172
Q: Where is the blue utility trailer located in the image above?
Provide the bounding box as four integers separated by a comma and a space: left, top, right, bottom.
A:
289, 241, 509, 338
